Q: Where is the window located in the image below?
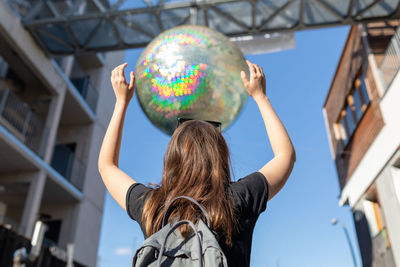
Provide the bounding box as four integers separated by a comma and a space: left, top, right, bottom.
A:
44, 219, 62, 244
353, 89, 363, 121
336, 72, 371, 147
359, 74, 370, 106
345, 104, 356, 134
0, 56, 9, 78
363, 186, 391, 248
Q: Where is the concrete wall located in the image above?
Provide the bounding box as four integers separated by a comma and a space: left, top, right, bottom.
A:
0, 0, 68, 238
353, 189, 397, 267
376, 150, 400, 267
72, 50, 124, 267
40, 203, 78, 249
0, 1, 125, 265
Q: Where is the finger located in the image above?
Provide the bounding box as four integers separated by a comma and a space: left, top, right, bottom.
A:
117, 62, 127, 69
119, 63, 128, 83
111, 70, 115, 81
261, 67, 265, 78
120, 62, 128, 71
246, 60, 254, 71
112, 63, 124, 74
129, 71, 135, 90
255, 65, 262, 75
253, 64, 259, 75
117, 62, 127, 71
240, 71, 249, 87
251, 65, 257, 78
246, 60, 256, 79
116, 62, 126, 75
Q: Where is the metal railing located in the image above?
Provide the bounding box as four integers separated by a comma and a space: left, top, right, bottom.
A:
50, 143, 86, 191
0, 87, 48, 157
70, 76, 99, 112
1, 225, 87, 267
378, 26, 400, 91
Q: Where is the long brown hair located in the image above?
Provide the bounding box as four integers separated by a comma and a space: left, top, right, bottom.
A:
142, 120, 236, 245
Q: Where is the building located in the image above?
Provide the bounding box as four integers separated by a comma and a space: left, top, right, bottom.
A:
323, 21, 400, 266
0, 1, 124, 266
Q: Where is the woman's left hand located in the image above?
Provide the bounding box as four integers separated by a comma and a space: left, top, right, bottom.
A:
111, 63, 135, 105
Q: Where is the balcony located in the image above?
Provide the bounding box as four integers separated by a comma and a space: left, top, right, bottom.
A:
378, 25, 400, 92
50, 143, 85, 191
70, 76, 99, 112
0, 86, 48, 158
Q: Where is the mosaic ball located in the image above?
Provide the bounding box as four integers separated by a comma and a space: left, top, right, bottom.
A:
135, 25, 249, 135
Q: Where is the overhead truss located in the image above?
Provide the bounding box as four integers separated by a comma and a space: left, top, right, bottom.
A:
6, 0, 400, 55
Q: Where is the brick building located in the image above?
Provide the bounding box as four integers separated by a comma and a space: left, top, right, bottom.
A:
323, 21, 400, 267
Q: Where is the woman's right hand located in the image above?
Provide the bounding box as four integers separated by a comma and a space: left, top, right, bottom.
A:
240, 60, 266, 99
111, 62, 135, 105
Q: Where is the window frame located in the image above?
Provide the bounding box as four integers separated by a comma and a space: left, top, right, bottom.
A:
335, 68, 371, 149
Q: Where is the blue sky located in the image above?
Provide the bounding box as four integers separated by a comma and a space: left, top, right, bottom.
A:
98, 25, 362, 267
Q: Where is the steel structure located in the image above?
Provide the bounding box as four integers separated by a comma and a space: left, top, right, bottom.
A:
6, 0, 400, 55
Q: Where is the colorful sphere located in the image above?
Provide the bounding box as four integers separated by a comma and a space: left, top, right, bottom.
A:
135, 25, 249, 135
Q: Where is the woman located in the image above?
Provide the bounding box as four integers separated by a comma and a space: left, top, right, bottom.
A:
98, 60, 296, 267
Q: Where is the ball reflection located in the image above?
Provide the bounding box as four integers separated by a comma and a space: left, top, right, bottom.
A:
135, 25, 248, 135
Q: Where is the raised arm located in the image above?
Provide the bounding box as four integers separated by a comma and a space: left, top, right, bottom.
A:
241, 60, 296, 201
98, 63, 136, 211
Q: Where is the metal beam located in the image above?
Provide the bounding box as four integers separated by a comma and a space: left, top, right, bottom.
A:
314, 0, 345, 22
355, 0, 384, 18
117, 17, 155, 38
209, 5, 248, 30
258, 0, 296, 30
6, 0, 399, 55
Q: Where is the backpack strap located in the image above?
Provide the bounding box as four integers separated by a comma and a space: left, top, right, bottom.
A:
162, 196, 211, 228
157, 220, 202, 267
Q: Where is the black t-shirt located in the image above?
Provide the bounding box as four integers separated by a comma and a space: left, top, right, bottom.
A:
126, 172, 269, 267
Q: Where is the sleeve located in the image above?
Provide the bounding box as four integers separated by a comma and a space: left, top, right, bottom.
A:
230, 172, 269, 218
126, 183, 152, 223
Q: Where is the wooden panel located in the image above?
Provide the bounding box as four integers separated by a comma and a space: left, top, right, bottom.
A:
335, 100, 384, 188
324, 24, 385, 189
324, 25, 364, 156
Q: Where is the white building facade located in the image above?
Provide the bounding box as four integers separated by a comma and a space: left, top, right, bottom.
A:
323, 21, 400, 267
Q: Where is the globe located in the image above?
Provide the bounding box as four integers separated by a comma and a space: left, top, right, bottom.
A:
135, 25, 249, 135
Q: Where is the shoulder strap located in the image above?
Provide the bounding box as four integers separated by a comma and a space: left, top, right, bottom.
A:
162, 196, 211, 227
157, 220, 202, 267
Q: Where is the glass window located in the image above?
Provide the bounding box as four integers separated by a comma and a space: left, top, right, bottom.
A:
359, 75, 370, 106
345, 105, 356, 135
339, 117, 349, 145
0, 56, 9, 79
336, 70, 371, 146
353, 89, 363, 122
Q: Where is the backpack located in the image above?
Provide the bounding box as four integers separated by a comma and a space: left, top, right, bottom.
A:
132, 196, 228, 267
